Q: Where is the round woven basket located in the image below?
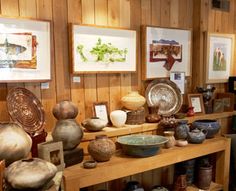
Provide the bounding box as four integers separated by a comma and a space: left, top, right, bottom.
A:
125, 107, 145, 125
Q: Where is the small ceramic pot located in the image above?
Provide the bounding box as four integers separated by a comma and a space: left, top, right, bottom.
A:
82, 117, 107, 132
0, 122, 32, 165
175, 140, 188, 147
164, 131, 176, 148
175, 120, 189, 140
88, 135, 115, 162
110, 110, 127, 128
196, 164, 212, 190
52, 119, 83, 150
5, 158, 57, 190
121, 91, 146, 110
187, 129, 207, 144
52, 100, 78, 120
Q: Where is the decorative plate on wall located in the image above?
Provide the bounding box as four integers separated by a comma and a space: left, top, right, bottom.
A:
145, 79, 183, 116
6, 87, 45, 135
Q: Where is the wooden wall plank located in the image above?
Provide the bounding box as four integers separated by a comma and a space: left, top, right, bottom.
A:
108, 0, 121, 112
160, 0, 170, 27
141, 0, 151, 25
52, 0, 71, 101
151, 0, 161, 26
170, 0, 179, 27
95, 0, 110, 104
82, 0, 97, 119
37, 0, 56, 132
68, 0, 85, 123
1, 0, 19, 16
19, 0, 36, 18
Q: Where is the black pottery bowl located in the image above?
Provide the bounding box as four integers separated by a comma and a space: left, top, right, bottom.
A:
192, 119, 220, 138
117, 135, 168, 157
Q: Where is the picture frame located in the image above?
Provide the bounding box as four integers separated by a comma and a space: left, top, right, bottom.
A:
170, 71, 185, 94
205, 32, 234, 83
0, 160, 5, 191
213, 99, 224, 113
187, 94, 205, 114
70, 24, 136, 74
0, 17, 51, 83
217, 92, 234, 112
93, 101, 109, 124
228, 76, 236, 93
142, 25, 192, 80
37, 141, 65, 171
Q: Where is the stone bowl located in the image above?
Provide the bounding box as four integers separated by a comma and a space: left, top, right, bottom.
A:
117, 135, 168, 157
191, 119, 221, 138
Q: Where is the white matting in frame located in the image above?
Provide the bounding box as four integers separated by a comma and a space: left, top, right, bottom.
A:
0, 17, 51, 82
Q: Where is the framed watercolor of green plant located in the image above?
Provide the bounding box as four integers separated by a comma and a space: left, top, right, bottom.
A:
70, 24, 136, 74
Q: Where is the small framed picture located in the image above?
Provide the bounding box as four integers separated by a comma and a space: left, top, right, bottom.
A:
187, 94, 205, 114
93, 102, 109, 124
217, 92, 234, 111
37, 141, 65, 171
213, 99, 224, 113
170, 71, 185, 94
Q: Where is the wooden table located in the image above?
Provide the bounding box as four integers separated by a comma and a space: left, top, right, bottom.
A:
63, 136, 231, 191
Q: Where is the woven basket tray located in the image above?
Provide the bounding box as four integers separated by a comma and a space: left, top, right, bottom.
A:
125, 107, 145, 125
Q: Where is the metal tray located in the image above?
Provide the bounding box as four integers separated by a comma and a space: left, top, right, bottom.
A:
145, 79, 182, 116
6, 87, 45, 135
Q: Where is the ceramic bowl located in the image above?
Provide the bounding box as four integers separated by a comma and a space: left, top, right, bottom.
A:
117, 135, 168, 157
192, 119, 220, 138
110, 110, 127, 128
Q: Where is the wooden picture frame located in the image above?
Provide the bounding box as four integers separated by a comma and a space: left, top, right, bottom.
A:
0, 160, 5, 191
0, 17, 51, 82
213, 99, 224, 113
37, 141, 65, 171
205, 32, 234, 83
70, 24, 136, 74
217, 92, 234, 111
187, 94, 205, 114
93, 101, 109, 124
141, 25, 192, 80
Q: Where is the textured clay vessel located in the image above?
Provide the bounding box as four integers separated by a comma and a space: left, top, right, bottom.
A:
52, 100, 78, 120
82, 117, 107, 132
52, 119, 83, 150
121, 91, 146, 110
88, 135, 115, 162
0, 122, 32, 165
164, 131, 176, 148
5, 158, 57, 190
110, 110, 127, 127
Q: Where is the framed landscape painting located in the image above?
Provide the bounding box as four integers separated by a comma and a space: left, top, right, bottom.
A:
0, 17, 51, 82
142, 26, 191, 80
205, 32, 234, 83
70, 24, 136, 74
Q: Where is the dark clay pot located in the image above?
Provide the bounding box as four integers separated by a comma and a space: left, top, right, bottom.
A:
192, 119, 220, 138
196, 164, 212, 190
52, 100, 78, 120
88, 135, 115, 162
0, 122, 32, 165
52, 119, 83, 150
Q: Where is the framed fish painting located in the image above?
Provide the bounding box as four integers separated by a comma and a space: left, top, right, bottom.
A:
141, 26, 192, 80
70, 24, 136, 73
0, 17, 51, 82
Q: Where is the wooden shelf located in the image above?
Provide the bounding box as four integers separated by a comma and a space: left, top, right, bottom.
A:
63, 136, 231, 191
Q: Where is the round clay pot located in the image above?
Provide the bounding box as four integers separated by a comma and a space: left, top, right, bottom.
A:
175, 120, 189, 140
52, 100, 78, 120
82, 117, 107, 132
196, 164, 212, 190
163, 131, 176, 148
110, 110, 127, 128
0, 122, 32, 165
121, 91, 146, 110
52, 119, 83, 150
88, 135, 115, 162
5, 158, 57, 190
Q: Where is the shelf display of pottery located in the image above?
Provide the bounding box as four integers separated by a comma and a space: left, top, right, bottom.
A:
52, 100, 84, 167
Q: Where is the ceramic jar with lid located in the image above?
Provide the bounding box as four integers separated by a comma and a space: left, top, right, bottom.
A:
121, 91, 146, 110
88, 135, 116, 162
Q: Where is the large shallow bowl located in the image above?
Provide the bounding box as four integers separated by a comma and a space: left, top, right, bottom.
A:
117, 135, 168, 157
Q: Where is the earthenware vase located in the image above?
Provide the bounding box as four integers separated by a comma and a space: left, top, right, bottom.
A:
175, 120, 189, 140
88, 135, 115, 162
0, 122, 32, 165
164, 131, 176, 148
110, 110, 127, 127
5, 158, 57, 190
82, 117, 107, 132
52, 119, 83, 150
196, 164, 212, 190
121, 91, 146, 110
